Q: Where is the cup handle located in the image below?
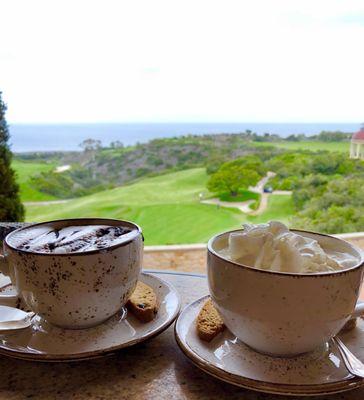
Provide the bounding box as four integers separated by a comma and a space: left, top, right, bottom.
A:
0, 254, 19, 305
352, 301, 364, 318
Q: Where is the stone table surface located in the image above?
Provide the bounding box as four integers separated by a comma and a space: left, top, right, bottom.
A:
0, 271, 364, 400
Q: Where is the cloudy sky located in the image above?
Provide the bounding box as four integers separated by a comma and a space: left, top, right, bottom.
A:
0, 0, 363, 123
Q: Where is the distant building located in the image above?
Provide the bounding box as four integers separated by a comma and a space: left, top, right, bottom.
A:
350, 126, 364, 160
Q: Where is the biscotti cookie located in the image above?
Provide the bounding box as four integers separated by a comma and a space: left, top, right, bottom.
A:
127, 281, 158, 322
196, 298, 225, 342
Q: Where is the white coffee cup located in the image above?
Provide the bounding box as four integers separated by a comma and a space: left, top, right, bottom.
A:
207, 229, 364, 356
0, 218, 143, 329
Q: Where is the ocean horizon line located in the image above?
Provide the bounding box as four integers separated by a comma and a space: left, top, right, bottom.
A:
9, 121, 361, 126
8, 122, 359, 153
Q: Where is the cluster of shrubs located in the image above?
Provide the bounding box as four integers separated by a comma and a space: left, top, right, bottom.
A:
206, 149, 364, 234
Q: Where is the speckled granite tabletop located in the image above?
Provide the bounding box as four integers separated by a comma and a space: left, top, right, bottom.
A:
0, 271, 363, 400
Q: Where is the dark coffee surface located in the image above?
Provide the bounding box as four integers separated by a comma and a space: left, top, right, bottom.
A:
8, 224, 133, 253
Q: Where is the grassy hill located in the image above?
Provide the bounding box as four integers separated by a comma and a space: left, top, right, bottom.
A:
12, 160, 57, 201
254, 141, 349, 153
247, 195, 294, 226
25, 168, 294, 245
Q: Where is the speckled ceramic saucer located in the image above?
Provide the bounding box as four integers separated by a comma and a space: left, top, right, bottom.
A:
175, 295, 364, 396
0, 272, 180, 362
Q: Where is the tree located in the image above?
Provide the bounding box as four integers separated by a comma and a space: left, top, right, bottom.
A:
0, 92, 24, 221
207, 163, 260, 196
110, 140, 124, 149
79, 138, 102, 152
316, 131, 350, 142
224, 155, 266, 177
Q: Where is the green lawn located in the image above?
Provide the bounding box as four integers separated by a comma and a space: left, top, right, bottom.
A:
124, 204, 244, 244
217, 189, 260, 202
254, 141, 349, 153
248, 195, 294, 226
12, 160, 57, 201
25, 168, 295, 245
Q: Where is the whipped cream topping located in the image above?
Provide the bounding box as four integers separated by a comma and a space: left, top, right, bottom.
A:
219, 221, 358, 273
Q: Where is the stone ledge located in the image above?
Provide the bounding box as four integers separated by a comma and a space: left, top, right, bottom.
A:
335, 232, 364, 251
144, 232, 364, 274
145, 244, 206, 252
334, 232, 364, 239
144, 232, 364, 252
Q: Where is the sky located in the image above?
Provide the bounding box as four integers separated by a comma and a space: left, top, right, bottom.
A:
0, 0, 364, 124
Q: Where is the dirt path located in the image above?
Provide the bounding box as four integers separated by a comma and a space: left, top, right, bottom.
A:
249, 171, 276, 193
249, 192, 268, 216
202, 193, 270, 216
24, 200, 70, 206
202, 172, 292, 216
272, 190, 292, 195
201, 198, 255, 213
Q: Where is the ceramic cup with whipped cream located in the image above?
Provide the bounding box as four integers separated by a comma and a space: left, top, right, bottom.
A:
0, 218, 143, 329
207, 221, 364, 356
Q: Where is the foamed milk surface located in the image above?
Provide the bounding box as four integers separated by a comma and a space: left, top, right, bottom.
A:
219, 221, 358, 273
8, 224, 133, 253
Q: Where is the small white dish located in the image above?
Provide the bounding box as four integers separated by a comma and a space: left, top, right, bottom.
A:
0, 305, 34, 331
175, 295, 364, 397
0, 272, 180, 362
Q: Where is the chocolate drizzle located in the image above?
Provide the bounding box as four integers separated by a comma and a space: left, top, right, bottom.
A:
14, 225, 133, 254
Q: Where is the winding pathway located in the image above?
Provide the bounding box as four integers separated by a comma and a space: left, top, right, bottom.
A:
202, 172, 291, 216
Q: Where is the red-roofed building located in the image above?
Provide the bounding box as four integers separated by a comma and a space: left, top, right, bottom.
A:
350, 126, 364, 159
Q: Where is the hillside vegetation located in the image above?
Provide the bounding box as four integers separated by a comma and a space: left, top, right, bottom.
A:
12, 160, 57, 201
13, 134, 349, 202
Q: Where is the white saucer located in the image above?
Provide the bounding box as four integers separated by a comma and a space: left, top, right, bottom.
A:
0, 272, 180, 362
175, 295, 364, 397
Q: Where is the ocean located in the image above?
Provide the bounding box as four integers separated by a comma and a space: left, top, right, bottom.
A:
8, 122, 359, 153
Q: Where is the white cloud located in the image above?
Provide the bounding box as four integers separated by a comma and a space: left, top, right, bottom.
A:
0, 0, 363, 123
